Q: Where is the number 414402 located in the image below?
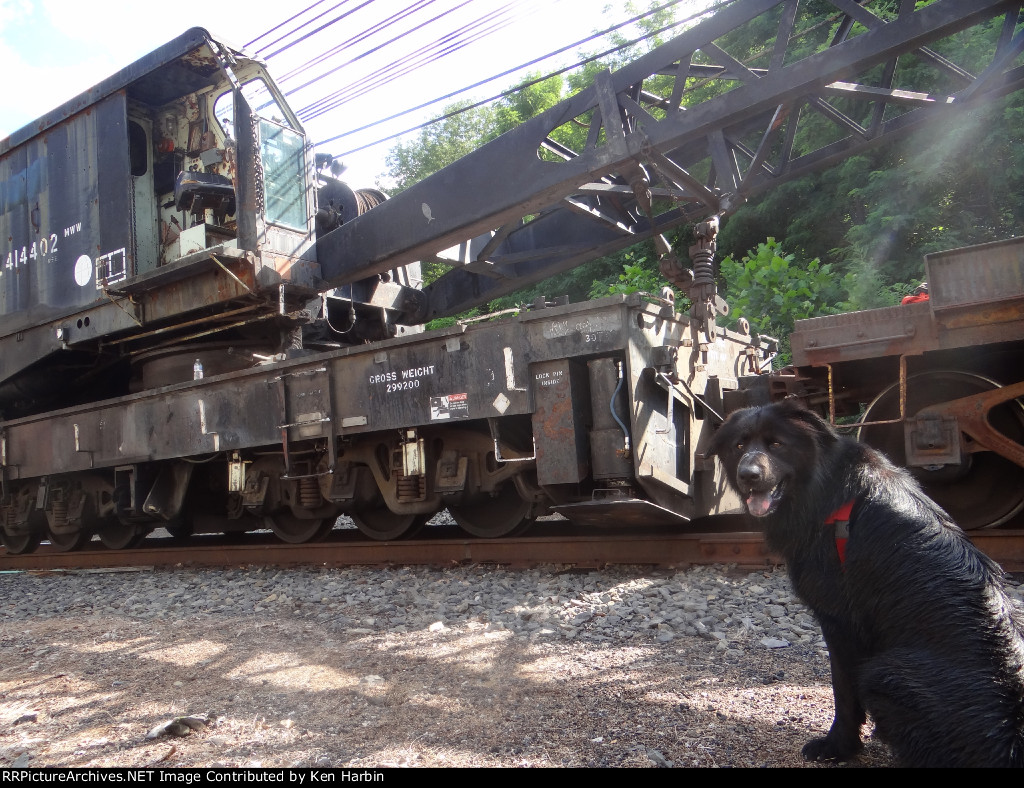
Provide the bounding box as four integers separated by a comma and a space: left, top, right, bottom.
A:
3, 234, 59, 273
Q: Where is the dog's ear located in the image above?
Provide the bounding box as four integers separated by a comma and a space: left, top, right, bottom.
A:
776, 398, 838, 444
706, 422, 728, 458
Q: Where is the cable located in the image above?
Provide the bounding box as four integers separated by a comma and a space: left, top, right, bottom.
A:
309, 0, 699, 127
294, 0, 531, 116
245, 0, 333, 50
304, 0, 660, 125
314, 0, 725, 152
297, 6, 523, 117
287, 0, 482, 102
262, 0, 377, 60
275, 0, 447, 84
240, 0, 488, 122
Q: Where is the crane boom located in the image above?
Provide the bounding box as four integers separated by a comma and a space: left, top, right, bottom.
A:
315, 0, 1024, 322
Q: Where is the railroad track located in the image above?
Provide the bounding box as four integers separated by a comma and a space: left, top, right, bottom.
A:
4, 523, 1024, 573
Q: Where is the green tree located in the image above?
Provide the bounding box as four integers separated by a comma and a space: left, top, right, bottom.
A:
382, 100, 500, 195
382, 73, 582, 195
717, 238, 847, 365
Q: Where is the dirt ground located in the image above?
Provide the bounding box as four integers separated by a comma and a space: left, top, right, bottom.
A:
0, 584, 895, 768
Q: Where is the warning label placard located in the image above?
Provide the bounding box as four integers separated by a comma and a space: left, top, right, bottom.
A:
430, 392, 470, 420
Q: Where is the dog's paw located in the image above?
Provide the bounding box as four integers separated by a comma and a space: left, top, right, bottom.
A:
801, 736, 861, 762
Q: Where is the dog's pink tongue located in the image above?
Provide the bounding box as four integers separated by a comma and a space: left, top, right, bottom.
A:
746, 492, 773, 518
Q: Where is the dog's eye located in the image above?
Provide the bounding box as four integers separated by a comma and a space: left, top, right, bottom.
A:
736, 443, 744, 450
769, 440, 782, 449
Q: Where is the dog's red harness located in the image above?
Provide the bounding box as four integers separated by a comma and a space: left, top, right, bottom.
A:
825, 500, 855, 565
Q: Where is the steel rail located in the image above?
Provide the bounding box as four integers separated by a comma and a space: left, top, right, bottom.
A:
4, 528, 1024, 573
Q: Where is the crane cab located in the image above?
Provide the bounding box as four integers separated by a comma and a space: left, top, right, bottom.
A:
0, 29, 321, 415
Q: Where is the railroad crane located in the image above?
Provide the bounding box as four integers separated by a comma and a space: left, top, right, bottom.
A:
0, 0, 1022, 553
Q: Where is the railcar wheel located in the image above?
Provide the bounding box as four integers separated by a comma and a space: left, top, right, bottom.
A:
858, 370, 1024, 530
264, 513, 334, 544
350, 508, 428, 541
1, 529, 42, 555
449, 484, 534, 538
46, 527, 89, 552
46, 487, 98, 551
97, 519, 146, 550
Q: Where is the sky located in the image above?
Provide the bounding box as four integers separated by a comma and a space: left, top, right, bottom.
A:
0, 0, 713, 188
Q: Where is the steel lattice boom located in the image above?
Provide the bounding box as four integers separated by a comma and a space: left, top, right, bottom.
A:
315, 0, 1024, 321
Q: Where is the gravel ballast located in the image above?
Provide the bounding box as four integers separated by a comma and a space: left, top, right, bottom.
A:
2, 561, 1021, 768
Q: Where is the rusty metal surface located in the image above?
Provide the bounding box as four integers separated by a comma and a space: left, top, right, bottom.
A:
926, 236, 1024, 316
6, 528, 1024, 574
793, 304, 924, 364
531, 359, 592, 485
792, 301, 1024, 366
919, 379, 1024, 468
0, 296, 711, 480
0, 529, 779, 572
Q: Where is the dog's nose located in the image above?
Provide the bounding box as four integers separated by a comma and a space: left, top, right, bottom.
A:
738, 459, 763, 485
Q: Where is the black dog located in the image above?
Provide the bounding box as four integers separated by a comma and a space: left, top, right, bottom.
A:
708, 399, 1024, 767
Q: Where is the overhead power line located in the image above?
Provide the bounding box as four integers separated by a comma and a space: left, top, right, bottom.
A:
314, 0, 718, 154
296, 0, 533, 119
275, 0, 449, 85
260, 0, 377, 60
244, 0, 333, 51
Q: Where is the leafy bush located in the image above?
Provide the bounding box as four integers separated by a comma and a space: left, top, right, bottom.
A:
718, 238, 847, 365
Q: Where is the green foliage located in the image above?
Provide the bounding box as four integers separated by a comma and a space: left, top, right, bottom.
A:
423, 307, 485, 332
382, 72, 576, 196
838, 261, 914, 311
382, 100, 500, 195
718, 239, 847, 366
593, 249, 671, 296
719, 6, 1024, 308
493, 73, 566, 135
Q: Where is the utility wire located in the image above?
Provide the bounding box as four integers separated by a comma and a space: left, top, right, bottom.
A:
294, 0, 531, 116
287, 0, 482, 103
297, 0, 531, 118
276, 0, 447, 85
303, 0, 642, 124
261, 0, 377, 60
246, 0, 531, 115
245, 0, 333, 50
240, 0, 515, 129
314, 0, 713, 152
